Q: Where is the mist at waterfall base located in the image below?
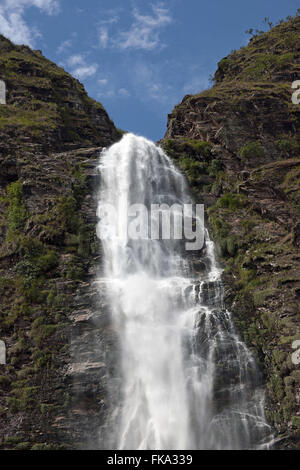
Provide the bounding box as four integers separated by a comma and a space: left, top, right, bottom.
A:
96, 133, 273, 450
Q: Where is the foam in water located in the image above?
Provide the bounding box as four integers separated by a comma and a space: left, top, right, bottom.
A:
96, 133, 273, 450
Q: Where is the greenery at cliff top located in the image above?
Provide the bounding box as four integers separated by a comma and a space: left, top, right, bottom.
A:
214, 12, 300, 83
0, 34, 118, 146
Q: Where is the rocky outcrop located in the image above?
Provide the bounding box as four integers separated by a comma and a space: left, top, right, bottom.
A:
162, 14, 300, 448
0, 34, 119, 152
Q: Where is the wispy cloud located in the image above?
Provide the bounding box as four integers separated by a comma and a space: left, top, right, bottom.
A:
66, 54, 85, 67
63, 53, 98, 80
72, 64, 98, 80
132, 61, 172, 104
98, 78, 108, 86
118, 87, 130, 97
98, 3, 172, 51
0, 0, 60, 47
96, 6, 121, 48
183, 75, 210, 94
96, 77, 130, 99
57, 38, 72, 54
98, 27, 109, 48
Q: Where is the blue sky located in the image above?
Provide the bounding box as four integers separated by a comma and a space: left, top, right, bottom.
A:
0, 0, 299, 140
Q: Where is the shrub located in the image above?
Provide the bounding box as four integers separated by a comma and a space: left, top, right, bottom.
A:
226, 236, 238, 256
4, 436, 24, 446
241, 219, 256, 233
275, 137, 299, 156
179, 157, 207, 178
6, 397, 22, 412
0, 276, 12, 297
11, 386, 39, 409
276, 52, 294, 68
15, 260, 40, 278
31, 348, 52, 370
15, 442, 31, 450
240, 141, 264, 160
217, 193, 246, 210
208, 159, 223, 177
15, 249, 58, 280
37, 250, 59, 273
19, 237, 44, 257
218, 57, 231, 74
31, 443, 62, 450
56, 196, 78, 233
7, 181, 28, 235
17, 277, 45, 303
0, 375, 11, 388
162, 139, 212, 160
185, 140, 212, 157
77, 224, 92, 257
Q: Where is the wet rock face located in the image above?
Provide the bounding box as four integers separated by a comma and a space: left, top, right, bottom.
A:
162, 15, 300, 448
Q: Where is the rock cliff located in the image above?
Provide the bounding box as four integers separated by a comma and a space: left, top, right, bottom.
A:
162, 14, 300, 448
0, 35, 120, 449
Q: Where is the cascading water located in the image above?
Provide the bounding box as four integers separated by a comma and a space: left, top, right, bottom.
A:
96, 133, 273, 450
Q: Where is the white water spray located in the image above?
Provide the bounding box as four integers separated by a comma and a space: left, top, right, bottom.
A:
96, 133, 272, 450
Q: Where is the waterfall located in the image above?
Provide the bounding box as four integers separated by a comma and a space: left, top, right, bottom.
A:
96, 133, 273, 450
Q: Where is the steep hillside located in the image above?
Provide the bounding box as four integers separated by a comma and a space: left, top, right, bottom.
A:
0, 36, 120, 449
162, 14, 300, 448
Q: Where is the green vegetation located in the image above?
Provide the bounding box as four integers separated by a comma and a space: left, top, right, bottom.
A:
0, 37, 118, 147
215, 11, 299, 83
163, 138, 213, 160
275, 136, 299, 157
240, 141, 264, 160
217, 193, 246, 210
162, 138, 224, 198
6, 181, 28, 236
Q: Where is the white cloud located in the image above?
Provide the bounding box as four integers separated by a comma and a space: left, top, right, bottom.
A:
64, 54, 98, 80
72, 64, 98, 80
96, 85, 130, 99
118, 88, 130, 97
98, 27, 108, 48
97, 7, 120, 48
98, 4, 172, 51
4, 0, 59, 15
133, 62, 168, 102
0, 0, 60, 47
57, 38, 72, 54
98, 78, 108, 86
116, 4, 172, 50
99, 15, 119, 26
66, 54, 84, 67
